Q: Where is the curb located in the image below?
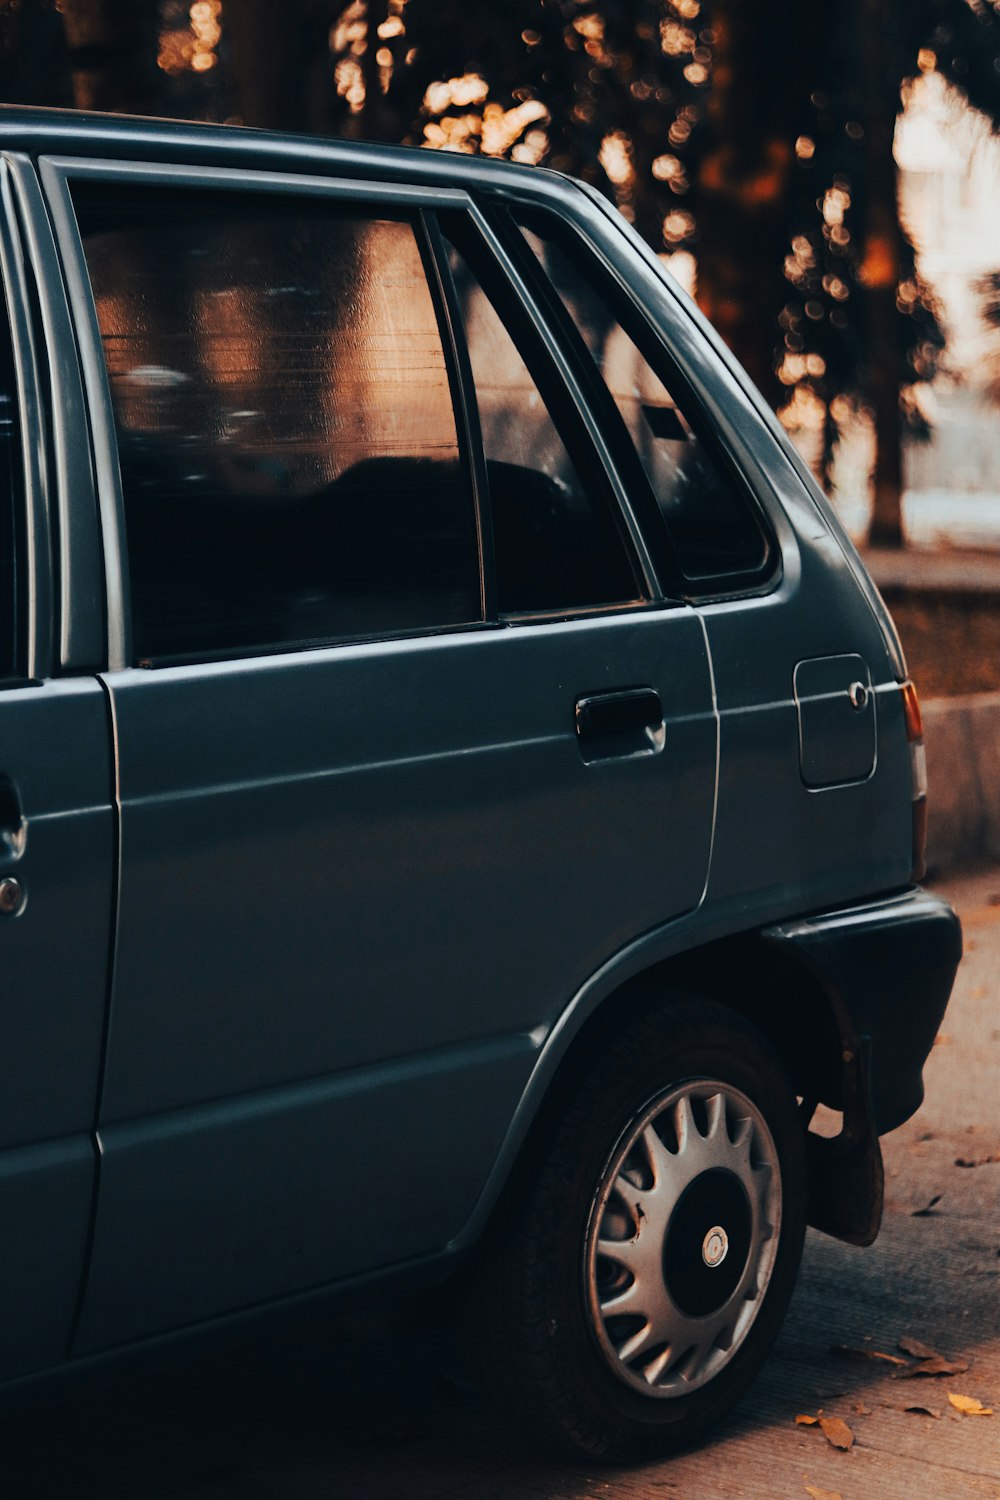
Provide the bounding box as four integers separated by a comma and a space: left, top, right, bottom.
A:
923, 691, 1000, 873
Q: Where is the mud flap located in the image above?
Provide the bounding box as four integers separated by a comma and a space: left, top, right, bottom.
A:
805, 1038, 884, 1247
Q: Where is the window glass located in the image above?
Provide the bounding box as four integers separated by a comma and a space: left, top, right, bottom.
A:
442, 226, 640, 616
72, 183, 481, 661
515, 212, 768, 584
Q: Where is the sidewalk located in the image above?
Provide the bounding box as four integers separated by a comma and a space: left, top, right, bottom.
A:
862, 545, 1000, 596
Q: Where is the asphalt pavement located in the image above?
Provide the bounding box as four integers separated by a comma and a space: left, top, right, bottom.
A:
4, 868, 998, 1500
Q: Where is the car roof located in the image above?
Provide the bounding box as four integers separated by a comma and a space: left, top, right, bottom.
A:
0, 103, 579, 204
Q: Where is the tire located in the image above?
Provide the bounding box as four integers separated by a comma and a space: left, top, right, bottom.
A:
465, 994, 807, 1460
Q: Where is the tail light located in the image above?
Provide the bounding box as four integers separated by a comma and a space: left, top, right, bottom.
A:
902, 680, 927, 880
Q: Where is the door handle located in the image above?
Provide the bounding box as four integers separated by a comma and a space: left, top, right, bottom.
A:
575, 688, 665, 764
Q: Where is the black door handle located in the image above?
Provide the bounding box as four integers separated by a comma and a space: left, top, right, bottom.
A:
575, 688, 665, 763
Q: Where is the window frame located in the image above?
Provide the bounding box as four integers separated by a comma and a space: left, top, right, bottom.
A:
40, 156, 496, 671
483, 196, 781, 603
2, 153, 109, 679
428, 206, 659, 624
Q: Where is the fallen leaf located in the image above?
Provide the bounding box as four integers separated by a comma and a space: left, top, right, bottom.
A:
955, 1154, 1000, 1168
949, 1392, 993, 1416
819, 1415, 855, 1450
897, 1355, 970, 1378
804, 1487, 844, 1500
898, 1335, 938, 1360
912, 1194, 943, 1217
831, 1343, 907, 1365
796, 1413, 820, 1425
904, 1403, 941, 1418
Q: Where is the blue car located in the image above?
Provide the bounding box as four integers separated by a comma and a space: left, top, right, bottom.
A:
0, 106, 959, 1458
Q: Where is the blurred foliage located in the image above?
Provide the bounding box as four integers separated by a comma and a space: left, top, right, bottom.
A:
2, 0, 1000, 539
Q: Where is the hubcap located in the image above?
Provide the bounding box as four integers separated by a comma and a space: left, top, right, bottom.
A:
584, 1081, 782, 1397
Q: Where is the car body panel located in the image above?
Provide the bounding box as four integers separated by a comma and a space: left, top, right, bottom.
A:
0, 107, 958, 1387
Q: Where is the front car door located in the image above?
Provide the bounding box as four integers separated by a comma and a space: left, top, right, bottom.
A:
40, 154, 718, 1353
0, 157, 114, 1380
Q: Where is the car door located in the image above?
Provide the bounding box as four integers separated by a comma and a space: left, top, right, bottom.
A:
41, 157, 718, 1353
0, 157, 114, 1380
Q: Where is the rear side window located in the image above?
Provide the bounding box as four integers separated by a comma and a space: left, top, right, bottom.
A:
71, 183, 482, 663
440, 218, 642, 617
513, 209, 770, 590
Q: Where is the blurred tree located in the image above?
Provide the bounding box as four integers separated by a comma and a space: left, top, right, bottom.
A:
690, 0, 1000, 545
61, 0, 160, 114
0, 0, 73, 109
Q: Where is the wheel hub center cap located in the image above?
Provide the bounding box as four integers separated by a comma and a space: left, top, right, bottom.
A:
702, 1225, 729, 1268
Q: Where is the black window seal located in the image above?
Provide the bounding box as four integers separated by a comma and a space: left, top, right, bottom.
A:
419, 208, 493, 625
433, 205, 655, 619
485, 196, 780, 602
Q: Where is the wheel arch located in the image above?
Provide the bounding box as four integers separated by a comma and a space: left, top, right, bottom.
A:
449, 925, 859, 1266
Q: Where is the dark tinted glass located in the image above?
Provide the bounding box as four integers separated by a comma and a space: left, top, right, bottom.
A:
442, 228, 640, 616
516, 212, 768, 584
73, 184, 481, 661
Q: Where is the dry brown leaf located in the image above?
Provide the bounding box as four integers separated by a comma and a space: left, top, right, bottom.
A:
819, 1415, 855, 1450
904, 1403, 941, 1418
831, 1343, 907, 1365
804, 1487, 844, 1500
949, 1392, 993, 1416
898, 1334, 938, 1360
796, 1413, 820, 1425
897, 1354, 970, 1378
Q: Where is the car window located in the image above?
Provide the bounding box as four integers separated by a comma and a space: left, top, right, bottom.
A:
513, 208, 770, 589
71, 182, 482, 663
439, 219, 643, 618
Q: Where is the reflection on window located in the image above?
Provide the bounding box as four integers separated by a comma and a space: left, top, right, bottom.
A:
516, 213, 768, 584
444, 232, 640, 616
73, 185, 481, 660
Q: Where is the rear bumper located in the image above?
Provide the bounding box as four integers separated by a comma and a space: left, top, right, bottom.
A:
762, 886, 962, 1136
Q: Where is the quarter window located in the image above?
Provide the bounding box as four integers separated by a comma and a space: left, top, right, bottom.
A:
72, 183, 482, 662
514, 209, 770, 589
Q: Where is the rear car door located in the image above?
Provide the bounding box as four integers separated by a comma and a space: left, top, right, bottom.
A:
41, 157, 718, 1352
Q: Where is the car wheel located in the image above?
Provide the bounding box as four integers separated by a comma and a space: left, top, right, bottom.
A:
466, 995, 807, 1460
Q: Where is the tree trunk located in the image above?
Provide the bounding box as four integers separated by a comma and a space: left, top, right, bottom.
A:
61, 0, 158, 116
223, 0, 329, 135
694, 0, 825, 411
860, 0, 905, 548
